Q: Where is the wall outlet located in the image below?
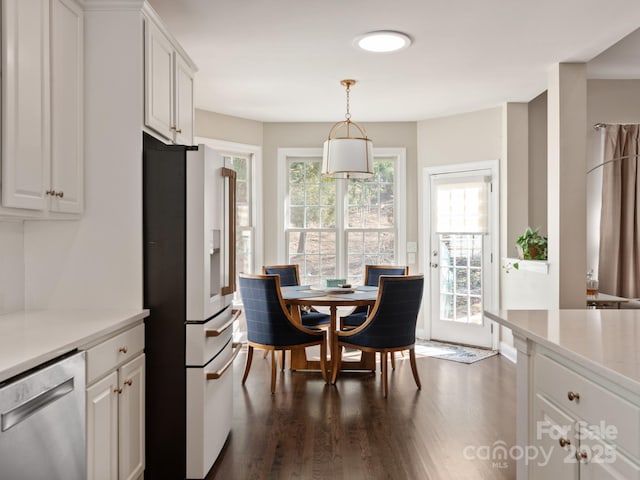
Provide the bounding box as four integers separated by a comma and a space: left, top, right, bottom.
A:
407, 241, 417, 253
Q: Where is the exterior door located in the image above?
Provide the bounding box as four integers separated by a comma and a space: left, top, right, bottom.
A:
427, 165, 496, 348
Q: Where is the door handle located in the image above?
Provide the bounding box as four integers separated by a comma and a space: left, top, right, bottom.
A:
430, 263, 438, 268
221, 167, 236, 296
1, 377, 74, 432
206, 343, 242, 380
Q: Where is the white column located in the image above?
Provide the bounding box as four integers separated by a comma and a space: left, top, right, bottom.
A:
547, 64, 587, 309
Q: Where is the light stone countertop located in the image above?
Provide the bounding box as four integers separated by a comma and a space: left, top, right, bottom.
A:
485, 308, 640, 395
0, 308, 149, 383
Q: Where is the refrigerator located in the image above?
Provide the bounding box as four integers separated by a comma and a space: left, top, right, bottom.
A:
143, 132, 239, 479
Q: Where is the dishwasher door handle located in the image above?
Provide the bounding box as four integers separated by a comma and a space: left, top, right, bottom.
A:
1, 377, 74, 432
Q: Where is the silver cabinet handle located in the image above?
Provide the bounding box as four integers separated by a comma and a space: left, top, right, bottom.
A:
206, 343, 242, 380
1, 377, 74, 432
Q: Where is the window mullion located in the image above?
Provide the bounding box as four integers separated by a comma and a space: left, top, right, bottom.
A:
335, 179, 346, 278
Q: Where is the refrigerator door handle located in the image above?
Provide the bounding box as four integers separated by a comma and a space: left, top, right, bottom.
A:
205, 315, 235, 337
221, 167, 236, 296
205, 343, 242, 380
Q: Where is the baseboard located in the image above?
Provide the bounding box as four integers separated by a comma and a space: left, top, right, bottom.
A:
499, 341, 517, 364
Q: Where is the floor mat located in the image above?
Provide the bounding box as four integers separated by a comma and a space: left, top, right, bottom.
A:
414, 340, 498, 364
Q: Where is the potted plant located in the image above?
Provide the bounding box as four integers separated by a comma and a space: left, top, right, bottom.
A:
515, 227, 548, 261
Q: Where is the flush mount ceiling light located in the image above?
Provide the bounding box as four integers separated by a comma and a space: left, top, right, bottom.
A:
322, 79, 374, 179
354, 30, 412, 53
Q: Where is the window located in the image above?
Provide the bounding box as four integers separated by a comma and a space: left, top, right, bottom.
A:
279, 148, 405, 286
434, 177, 488, 324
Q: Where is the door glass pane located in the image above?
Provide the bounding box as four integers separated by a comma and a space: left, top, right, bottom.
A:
438, 233, 483, 325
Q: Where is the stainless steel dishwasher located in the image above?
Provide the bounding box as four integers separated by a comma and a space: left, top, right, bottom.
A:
0, 350, 86, 480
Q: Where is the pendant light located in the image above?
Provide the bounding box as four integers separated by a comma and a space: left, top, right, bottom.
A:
322, 79, 374, 179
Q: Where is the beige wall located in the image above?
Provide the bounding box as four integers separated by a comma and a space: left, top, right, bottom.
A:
528, 92, 547, 233
262, 122, 418, 267
416, 107, 502, 271
416, 108, 503, 169
195, 109, 263, 146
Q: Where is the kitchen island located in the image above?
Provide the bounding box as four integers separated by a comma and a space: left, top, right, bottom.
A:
485, 309, 640, 479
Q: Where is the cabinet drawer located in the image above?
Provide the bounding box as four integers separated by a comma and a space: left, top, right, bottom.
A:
185, 308, 233, 366
581, 428, 640, 480
86, 324, 144, 384
535, 353, 640, 458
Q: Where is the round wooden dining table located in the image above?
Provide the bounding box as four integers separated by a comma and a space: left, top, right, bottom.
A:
281, 287, 378, 372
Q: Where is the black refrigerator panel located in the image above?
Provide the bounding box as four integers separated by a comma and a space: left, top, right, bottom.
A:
143, 132, 189, 480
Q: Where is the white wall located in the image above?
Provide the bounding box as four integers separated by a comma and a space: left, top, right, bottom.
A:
23, 7, 145, 309
0, 221, 24, 313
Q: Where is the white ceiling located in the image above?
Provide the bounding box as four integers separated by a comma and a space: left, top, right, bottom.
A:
147, 0, 640, 123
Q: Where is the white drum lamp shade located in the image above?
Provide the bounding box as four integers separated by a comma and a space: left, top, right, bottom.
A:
322, 135, 373, 179
321, 79, 374, 179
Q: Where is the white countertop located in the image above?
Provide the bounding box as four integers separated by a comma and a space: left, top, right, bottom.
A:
486, 308, 640, 394
0, 308, 149, 383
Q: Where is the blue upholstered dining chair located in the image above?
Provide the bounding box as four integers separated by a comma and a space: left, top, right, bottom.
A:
340, 265, 409, 329
331, 275, 424, 398
239, 274, 328, 394
262, 264, 331, 327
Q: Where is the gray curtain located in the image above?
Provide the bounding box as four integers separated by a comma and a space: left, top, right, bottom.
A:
599, 124, 640, 298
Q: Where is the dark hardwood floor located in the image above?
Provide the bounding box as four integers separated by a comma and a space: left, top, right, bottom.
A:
207, 347, 516, 479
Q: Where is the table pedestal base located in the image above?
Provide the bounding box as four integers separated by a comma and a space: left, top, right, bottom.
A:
290, 349, 376, 372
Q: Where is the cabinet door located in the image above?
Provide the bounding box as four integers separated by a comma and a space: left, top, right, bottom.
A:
87, 371, 119, 480
1, 0, 51, 210
50, 0, 83, 213
531, 394, 579, 479
145, 18, 174, 141
579, 432, 640, 480
174, 53, 194, 145
119, 354, 145, 480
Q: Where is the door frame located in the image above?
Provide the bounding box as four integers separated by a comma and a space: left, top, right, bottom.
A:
421, 160, 499, 349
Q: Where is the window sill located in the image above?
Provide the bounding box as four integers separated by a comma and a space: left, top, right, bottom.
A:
502, 257, 550, 274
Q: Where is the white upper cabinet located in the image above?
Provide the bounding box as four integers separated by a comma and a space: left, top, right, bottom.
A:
1, 0, 83, 217
50, 0, 84, 214
1, 0, 51, 212
144, 8, 196, 145
174, 53, 195, 146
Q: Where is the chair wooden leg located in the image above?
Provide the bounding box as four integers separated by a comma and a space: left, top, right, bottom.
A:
381, 351, 388, 398
409, 347, 421, 390
263, 349, 268, 359
280, 350, 286, 371
270, 350, 277, 394
390, 351, 396, 370
241, 345, 254, 384
319, 341, 328, 383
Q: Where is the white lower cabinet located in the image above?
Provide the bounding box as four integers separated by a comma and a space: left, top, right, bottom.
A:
86, 324, 145, 480
530, 350, 640, 479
